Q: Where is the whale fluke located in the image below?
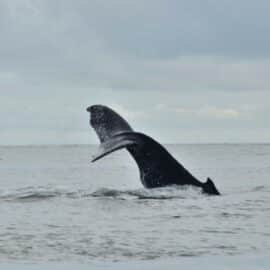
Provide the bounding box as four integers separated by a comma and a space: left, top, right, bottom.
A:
87, 105, 220, 195
87, 105, 133, 143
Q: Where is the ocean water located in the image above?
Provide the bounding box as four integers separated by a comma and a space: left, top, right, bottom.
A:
0, 144, 269, 265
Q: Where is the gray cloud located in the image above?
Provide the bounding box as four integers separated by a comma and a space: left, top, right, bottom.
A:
0, 0, 269, 144
1, 0, 270, 86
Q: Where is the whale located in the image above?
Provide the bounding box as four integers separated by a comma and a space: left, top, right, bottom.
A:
87, 105, 220, 195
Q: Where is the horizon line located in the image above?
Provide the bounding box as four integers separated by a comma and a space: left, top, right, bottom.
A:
0, 142, 270, 147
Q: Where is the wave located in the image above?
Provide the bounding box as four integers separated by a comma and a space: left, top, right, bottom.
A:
0, 185, 203, 202
0, 188, 65, 202
2, 184, 267, 202
89, 186, 202, 200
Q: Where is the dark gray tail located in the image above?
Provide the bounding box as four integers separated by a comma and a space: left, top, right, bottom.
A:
87, 104, 221, 194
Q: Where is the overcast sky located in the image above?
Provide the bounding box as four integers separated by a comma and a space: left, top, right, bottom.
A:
0, 0, 270, 144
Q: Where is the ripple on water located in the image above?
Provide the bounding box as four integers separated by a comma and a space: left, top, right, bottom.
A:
0, 185, 204, 202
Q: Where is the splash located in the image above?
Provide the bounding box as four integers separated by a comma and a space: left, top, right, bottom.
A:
0, 185, 202, 202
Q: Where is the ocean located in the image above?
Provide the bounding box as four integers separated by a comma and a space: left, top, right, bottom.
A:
0, 144, 269, 268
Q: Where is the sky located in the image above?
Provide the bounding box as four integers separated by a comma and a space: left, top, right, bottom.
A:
0, 0, 270, 145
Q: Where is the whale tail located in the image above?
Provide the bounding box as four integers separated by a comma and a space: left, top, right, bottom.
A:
202, 178, 220, 195
87, 104, 220, 195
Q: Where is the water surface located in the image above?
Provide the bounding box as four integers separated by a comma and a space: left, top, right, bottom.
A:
0, 144, 269, 263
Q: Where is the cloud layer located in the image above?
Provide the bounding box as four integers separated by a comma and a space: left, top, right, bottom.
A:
0, 0, 269, 144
